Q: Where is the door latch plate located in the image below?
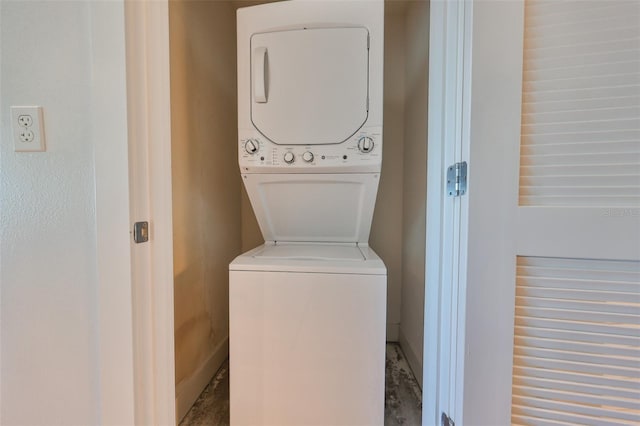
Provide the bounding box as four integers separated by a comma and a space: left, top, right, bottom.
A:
133, 221, 149, 243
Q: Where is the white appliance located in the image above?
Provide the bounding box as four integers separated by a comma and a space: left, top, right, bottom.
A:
230, 1, 386, 425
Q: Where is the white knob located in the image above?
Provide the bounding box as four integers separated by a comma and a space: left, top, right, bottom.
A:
302, 151, 314, 162
358, 137, 374, 153
284, 152, 295, 164
244, 139, 258, 154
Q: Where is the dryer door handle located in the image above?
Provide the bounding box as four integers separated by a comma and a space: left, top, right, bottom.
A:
253, 47, 268, 103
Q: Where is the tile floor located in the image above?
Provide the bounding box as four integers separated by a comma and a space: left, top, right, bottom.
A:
180, 343, 422, 426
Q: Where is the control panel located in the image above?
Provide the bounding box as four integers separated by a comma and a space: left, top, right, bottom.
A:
238, 127, 382, 173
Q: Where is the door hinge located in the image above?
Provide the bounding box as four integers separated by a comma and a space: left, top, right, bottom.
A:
133, 221, 149, 243
442, 412, 455, 426
447, 161, 467, 197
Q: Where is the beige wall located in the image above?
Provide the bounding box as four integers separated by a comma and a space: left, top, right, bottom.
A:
399, 0, 429, 385
169, 0, 241, 413
370, 1, 407, 341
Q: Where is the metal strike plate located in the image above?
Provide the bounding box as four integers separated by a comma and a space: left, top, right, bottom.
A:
133, 221, 149, 243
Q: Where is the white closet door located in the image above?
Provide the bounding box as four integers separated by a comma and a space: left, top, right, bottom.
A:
512, 1, 640, 424
459, 0, 639, 423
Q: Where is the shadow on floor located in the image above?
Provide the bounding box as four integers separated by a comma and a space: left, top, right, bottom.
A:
180, 343, 422, 425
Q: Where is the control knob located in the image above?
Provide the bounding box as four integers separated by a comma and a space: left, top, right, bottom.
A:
302, 151, 314, 162
358, 136, 374, 153
283, 152, 295, 164
244, 139, 258, 155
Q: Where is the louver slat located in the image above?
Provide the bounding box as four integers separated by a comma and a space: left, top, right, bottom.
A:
515, 327, 639, 351
522, 141, 639, 156
522, 95, 640, 114
518, 0, 640, 207
511, 257, 640, 425
513, 365, 640, 395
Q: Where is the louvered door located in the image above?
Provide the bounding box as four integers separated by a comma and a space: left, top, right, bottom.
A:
519, 0, 640, 208
512, 257, 640, 424
512, 0, 640, 424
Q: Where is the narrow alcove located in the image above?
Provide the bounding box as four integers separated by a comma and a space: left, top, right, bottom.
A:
168, 1, 430, 423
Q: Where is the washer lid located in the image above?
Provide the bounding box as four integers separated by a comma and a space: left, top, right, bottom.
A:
250, 27, 369, 145
254, 243, 365, 261
230, 243, 387, 275
243, 173, 379, 244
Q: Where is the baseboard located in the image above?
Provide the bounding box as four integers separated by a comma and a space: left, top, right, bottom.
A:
386, 322, 400, 342
399, 328, 423, 389
175, 336, 229, 423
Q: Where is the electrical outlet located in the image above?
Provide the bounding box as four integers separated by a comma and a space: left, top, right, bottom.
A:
11, 106, 46, 152
19, 129, 35, 143
18, 115, 33, 127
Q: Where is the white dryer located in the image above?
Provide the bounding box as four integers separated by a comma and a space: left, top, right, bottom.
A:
230, 1, 386, 425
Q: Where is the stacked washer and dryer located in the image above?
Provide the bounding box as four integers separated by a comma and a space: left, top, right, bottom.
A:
229, 1, 386, 424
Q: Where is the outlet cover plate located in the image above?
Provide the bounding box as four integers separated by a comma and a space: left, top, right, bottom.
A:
11, 106, 46, 152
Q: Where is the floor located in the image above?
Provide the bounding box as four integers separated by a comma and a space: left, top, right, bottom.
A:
180, 343, 422, 426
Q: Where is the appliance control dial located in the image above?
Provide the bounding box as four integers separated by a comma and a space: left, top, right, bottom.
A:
358, 136, 374, 153
244, 139, 258, 154
283, 152, 295, 164
302, 151, 314, 162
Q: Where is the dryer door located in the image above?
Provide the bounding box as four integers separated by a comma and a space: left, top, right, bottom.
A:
250, 27, 369, 145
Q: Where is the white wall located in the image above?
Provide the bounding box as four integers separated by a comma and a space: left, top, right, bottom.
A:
1, 2, 97, 424
1, 1, 133, 424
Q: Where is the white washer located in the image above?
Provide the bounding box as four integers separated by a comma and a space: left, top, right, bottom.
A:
230, 243, 386, 425
231, 2, 386, 425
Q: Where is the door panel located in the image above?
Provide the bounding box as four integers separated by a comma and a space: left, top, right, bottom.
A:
461, 0, 640, 424
517, 208, 639, 260
511, 1, 640, 423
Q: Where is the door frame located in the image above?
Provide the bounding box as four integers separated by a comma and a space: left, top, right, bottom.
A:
92, 1, 137, 423
422, 0, 472, 425
456, 1, 525, 424
123, 0, 176, 424
123, 0, 474, 424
